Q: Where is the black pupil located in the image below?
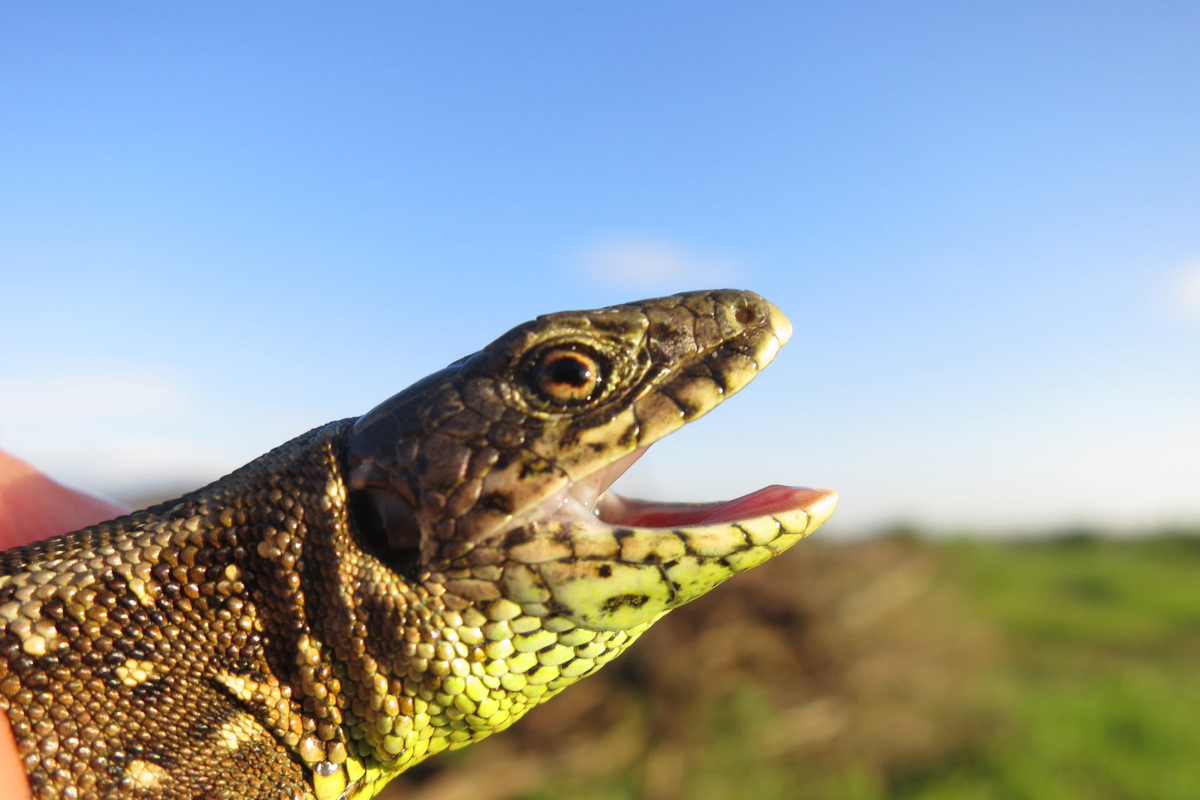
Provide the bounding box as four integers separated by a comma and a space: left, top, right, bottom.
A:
546, 356, 591, 387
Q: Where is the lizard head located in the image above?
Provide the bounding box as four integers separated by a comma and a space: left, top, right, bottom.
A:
326, 289, 835, 785
345, 289, 835, 629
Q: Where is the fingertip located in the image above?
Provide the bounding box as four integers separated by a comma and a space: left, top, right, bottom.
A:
0, 709, 32, 800
0, 450, 129, 549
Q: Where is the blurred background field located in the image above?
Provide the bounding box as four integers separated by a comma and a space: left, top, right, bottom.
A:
3, 6, 1199, 798
381, 533, 1200, 800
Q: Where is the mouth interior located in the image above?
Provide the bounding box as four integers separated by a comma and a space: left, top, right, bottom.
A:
540, 445, 832, 530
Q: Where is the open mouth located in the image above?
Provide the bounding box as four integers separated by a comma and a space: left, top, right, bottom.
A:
460, 294, 837, 631
524, 444, 838, 535
495, 441, 837, 632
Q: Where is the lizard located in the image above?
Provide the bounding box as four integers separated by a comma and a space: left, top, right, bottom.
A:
0, 289, 837, 800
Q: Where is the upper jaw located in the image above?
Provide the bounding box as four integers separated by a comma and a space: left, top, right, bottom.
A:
496, 292, 827, 539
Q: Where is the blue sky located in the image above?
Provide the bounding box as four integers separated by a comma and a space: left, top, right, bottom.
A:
2, 2, 1198, 533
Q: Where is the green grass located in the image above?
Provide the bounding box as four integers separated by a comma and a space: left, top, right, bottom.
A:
907, 536, 1200, 800
536, 536, 1200, 800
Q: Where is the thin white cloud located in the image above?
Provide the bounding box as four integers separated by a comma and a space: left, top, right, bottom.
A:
0, 363, 330, 501
0, 362, 349, 502
0, 365, 231, 496
0, 369, 192, 420
575, 236, 740, 288
1165, 259, 1200, 321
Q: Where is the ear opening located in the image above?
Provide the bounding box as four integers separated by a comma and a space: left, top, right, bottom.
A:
347, 487, 423, 577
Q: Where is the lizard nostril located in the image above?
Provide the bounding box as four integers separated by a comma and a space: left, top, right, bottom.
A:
735, 305, 757, 325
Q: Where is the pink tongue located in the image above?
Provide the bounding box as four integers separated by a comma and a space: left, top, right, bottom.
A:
599, 485, 832, 528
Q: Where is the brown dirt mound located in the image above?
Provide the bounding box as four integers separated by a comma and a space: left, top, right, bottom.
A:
381, 538, 995, 800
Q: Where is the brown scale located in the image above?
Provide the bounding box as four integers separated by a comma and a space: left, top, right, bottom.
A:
0, 290, 795, 800
0, 424, 377, 799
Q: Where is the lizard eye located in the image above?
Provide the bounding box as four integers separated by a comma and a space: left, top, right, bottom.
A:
534, 348, 601, 403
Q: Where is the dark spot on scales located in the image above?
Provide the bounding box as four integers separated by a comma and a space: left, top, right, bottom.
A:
701, 355, 731, 392
585, 317, 641, 334
598, 565, 612, 578
618, 424, 638, 448
649, 322, 676, 341
519, 460, 553, 479
572, 407, 627, 432
479, 492, 515, 514
504, 529, 534, 547
602, 593, 650, 612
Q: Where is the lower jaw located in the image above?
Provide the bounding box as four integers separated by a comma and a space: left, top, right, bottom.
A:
595, 485, 838, 529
